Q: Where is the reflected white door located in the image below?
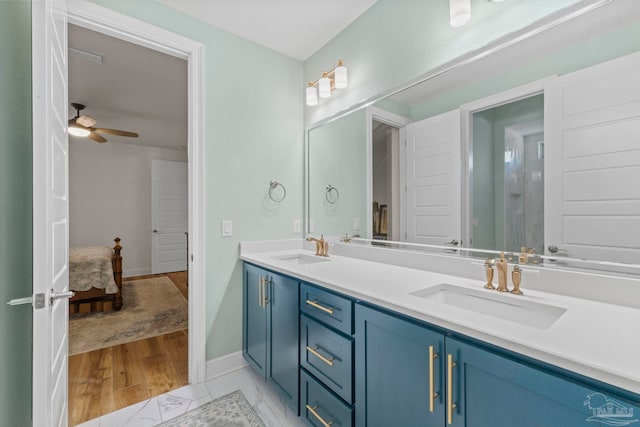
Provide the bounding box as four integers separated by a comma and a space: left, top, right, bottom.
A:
545, 51, 640, 264
32, 0, 70, 425
152, 160, 188, 273
405, 110, 461, 246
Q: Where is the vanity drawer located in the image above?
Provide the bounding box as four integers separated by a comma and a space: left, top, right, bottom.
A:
301, 283, 353, 335
301, 368, 353, 427
301, 314, 353, 403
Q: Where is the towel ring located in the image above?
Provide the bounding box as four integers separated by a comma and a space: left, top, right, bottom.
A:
269, 180, 286, 203
325, 185, 339, 204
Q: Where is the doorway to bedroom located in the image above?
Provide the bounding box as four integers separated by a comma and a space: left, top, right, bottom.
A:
66, 23, 190, 426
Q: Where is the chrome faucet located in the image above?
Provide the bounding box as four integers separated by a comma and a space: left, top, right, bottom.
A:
306, 235, 329, 257
496, 251, 509, 292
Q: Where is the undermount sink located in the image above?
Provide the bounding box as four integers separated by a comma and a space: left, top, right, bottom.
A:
273, 253, 331, 265
411, 283, 566, 330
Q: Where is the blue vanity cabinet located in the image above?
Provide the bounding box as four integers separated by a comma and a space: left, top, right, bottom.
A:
242, 263, 299, 413
356, 302, 640, 427
355, 304, 445, 427
446, 337, 640, 427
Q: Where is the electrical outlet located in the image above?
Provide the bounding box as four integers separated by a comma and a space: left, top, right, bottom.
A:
221, 220, 232, 237
354, 218, 361, 230
293, 219, 301, 233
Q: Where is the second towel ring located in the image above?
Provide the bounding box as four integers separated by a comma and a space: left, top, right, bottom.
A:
325, 185, 339, 204
269, 180, 287, 202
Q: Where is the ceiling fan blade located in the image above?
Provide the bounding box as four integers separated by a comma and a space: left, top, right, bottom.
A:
88, 131, 107, 143
93, 128, 139, 138
76, 115, 97, 127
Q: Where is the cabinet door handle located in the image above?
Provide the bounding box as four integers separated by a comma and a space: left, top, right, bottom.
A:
306, 346, 335, 366
306, 405, 334, 427
258, 276, 263, 308
447, 353, 457, 425
429, 345, 439, 413
263, 277, 270, 307
305, 299, 334, 315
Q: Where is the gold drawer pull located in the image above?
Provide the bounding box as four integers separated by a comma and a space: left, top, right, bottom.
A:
306, 346, 335, 366
447, 353, 457, 425
429, 345, 439, 413
305, 299, 334, 315
306, 405, 334, 427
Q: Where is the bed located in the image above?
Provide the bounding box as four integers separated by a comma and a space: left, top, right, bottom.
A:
69, 237, 123, 312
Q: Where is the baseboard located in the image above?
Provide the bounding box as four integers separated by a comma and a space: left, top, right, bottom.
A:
206, 351, 248, 381
123, 267, 151, 278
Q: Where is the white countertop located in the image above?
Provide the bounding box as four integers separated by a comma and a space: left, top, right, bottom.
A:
240, 244, 640, 396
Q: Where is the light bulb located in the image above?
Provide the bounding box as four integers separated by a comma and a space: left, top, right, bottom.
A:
306, 84, 318, 106
68, 126, 91, 137
450, 0, 471, 27
319, 73, 331, 99
334, 61, 348, 89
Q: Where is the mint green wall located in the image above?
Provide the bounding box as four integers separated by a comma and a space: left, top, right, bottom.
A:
304, 0, 585, 126
88, 0, 303, 360
308, 110, 368, 236
0, 1, 32, 424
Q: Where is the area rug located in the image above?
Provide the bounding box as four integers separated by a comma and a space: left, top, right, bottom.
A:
69, 276, 188, 355
158, 390, 266, 427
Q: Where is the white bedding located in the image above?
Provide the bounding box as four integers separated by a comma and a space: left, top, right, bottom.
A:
69, 246, 118, 294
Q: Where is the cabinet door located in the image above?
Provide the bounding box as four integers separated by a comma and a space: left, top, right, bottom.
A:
267, 272, 300, 413
242, 264, 267, 378
355, 304, 445, 427
446, 337, 640, 427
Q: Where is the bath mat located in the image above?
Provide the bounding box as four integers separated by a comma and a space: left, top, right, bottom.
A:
69, 276, 188, 355
158, 390, 266, 427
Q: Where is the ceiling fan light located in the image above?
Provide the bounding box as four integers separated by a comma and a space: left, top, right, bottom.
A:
450, 0, 471, 27
68, 126, 91, 137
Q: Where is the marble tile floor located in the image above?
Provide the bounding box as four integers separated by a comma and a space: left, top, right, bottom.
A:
76, 366, 306, 427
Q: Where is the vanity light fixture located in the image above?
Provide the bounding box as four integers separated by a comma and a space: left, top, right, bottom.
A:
450, 0, 472, 27
306, 60, 348, 106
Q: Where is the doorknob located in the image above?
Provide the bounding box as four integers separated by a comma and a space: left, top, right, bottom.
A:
7, 293, 46, 309
548, 245, 567, 254
153, 229, 158, 233
444, 239, 459, 246
50, 289, 74, 305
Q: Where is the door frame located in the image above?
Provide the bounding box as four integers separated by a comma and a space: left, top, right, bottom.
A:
459, 77, 553, 250
366, 107, 411, 240
33, 0, 206, 403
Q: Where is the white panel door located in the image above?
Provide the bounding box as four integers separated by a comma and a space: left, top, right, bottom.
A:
152, 160, 188, 274
545, 51, 640, 264
405, 110, 461, 246
32, 0, 70, 426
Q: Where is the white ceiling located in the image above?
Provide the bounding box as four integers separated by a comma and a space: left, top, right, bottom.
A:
68, 24, 188, 149
158, 0, 378, 61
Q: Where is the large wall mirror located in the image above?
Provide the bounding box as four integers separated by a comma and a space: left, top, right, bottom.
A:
306, 0, 640, 273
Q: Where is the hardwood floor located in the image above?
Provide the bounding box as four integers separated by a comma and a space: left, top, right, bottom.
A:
69, 272, 188, 426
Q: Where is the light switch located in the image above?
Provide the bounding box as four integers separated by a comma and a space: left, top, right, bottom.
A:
293, 219, 301, 233
354, 218, 361, 230
221, 220, 233, 237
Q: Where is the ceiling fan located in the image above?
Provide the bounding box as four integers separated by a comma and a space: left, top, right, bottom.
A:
68, 103, 139, 143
